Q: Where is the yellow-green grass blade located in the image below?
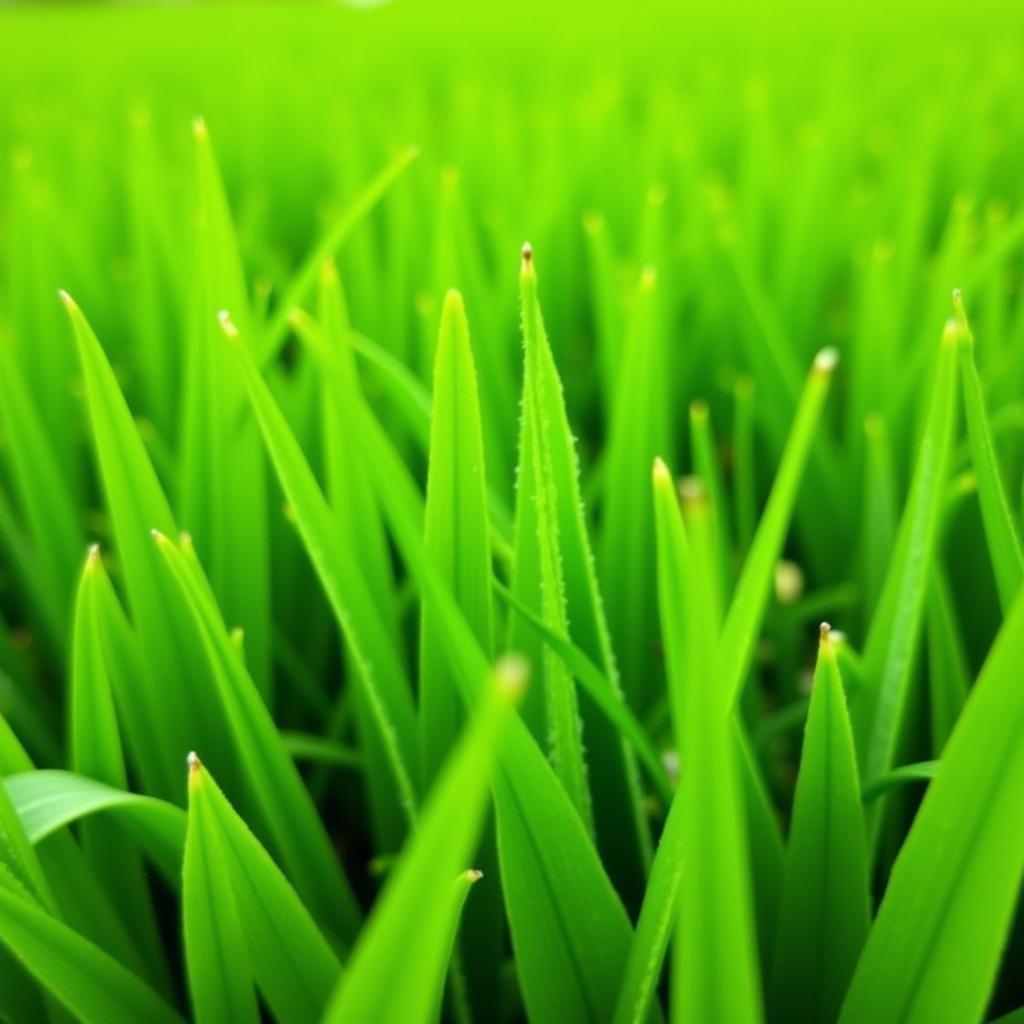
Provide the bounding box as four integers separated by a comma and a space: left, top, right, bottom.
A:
258, 144, 420, 365
720, 348, 839, 708
690, 398, 734, 600
513, 244, 651, 905
183, 752, 260, 1024
150, 530, 362, 945
69, 548, 168, 993
298, 374, 642, 1024
860, 413, 898, 626
854, 322, 959, 843
953, 290, 1024, 611
0, 871, 184, 1024
653, 464, 762, 1024
839, 586, 1024, 1024
179, 118, 271, 695
323, 660, 523, 1024
769, 624, 870, 1024
224, 311, 419, 848
185, 754, 342, 1024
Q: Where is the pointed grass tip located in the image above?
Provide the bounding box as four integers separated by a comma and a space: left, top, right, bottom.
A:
192, 116, 208, 140
187, 750, 202, 779
57, 289, 78, 313
652, 456, 673, 490
85, 543, 101, 571
465, 869, 484, 884
689, 398, 709, 424
813, 346, 839, 375
521, 241, 534, 273
941, 318, 960, 347
218, 310, 240, 340
677, 474, 707, 507
494, 652, 530, 702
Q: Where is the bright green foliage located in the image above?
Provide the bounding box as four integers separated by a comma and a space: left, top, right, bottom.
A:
2, 5, 1024, 1022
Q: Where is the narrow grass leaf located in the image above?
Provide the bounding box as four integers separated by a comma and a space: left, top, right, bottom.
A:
769, 624, 870, 1024
184, 754, 342, 1024
323, 660, 524, 1024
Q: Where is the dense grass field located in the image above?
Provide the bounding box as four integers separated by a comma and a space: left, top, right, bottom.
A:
2, 3, 1024, 1022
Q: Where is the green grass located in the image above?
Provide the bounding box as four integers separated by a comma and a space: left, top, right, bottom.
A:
2, 2, 1024, 1022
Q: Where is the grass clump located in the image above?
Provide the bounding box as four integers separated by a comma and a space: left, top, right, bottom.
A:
2, 3, 1024, 1022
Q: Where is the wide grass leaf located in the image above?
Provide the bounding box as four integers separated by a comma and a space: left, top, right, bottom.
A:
840, 585, 1024, 1024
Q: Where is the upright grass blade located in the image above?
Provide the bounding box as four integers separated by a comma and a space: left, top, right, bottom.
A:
690, 398, 734, 599
854, 322, 959, 839
179, 118, 271, 695
925, 567, 970, 755
600, 266, 670, 711
419, 289, 494, 784
721, 348, 839, 707
952, 290, 1024, 610
511, 243, 651, 904
653, 465, 762, 1024
769, 624, 870, 1024
228, 331, 641, 1024
183, 752, 259, 1024
313, 262, 409, 850
416, 287, 502, 1018
840, 586, 1024, 1024
0, 876, 185, 1024
150, 529, 362, 946
184, 755, 342, 1024
69, 547, 167, 992
323, 659, 524, 1024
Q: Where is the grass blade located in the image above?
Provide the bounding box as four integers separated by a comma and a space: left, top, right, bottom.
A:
769, 624, 870, 1024
840, 586, 1024, 1024
323, 659, 524, 1024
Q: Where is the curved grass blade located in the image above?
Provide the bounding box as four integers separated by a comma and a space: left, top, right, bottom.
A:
323, 660, 524, 1024
185, 754, 341, 1024
0, 871, 184, 1024
222, 312, 418, 846
4, 771, 185, 884
769, 624, 870, 1024
953, 290, 1023, 610
840, 586, 1024, 1024
861, 761, 940, 804
721, 348, 839, 707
